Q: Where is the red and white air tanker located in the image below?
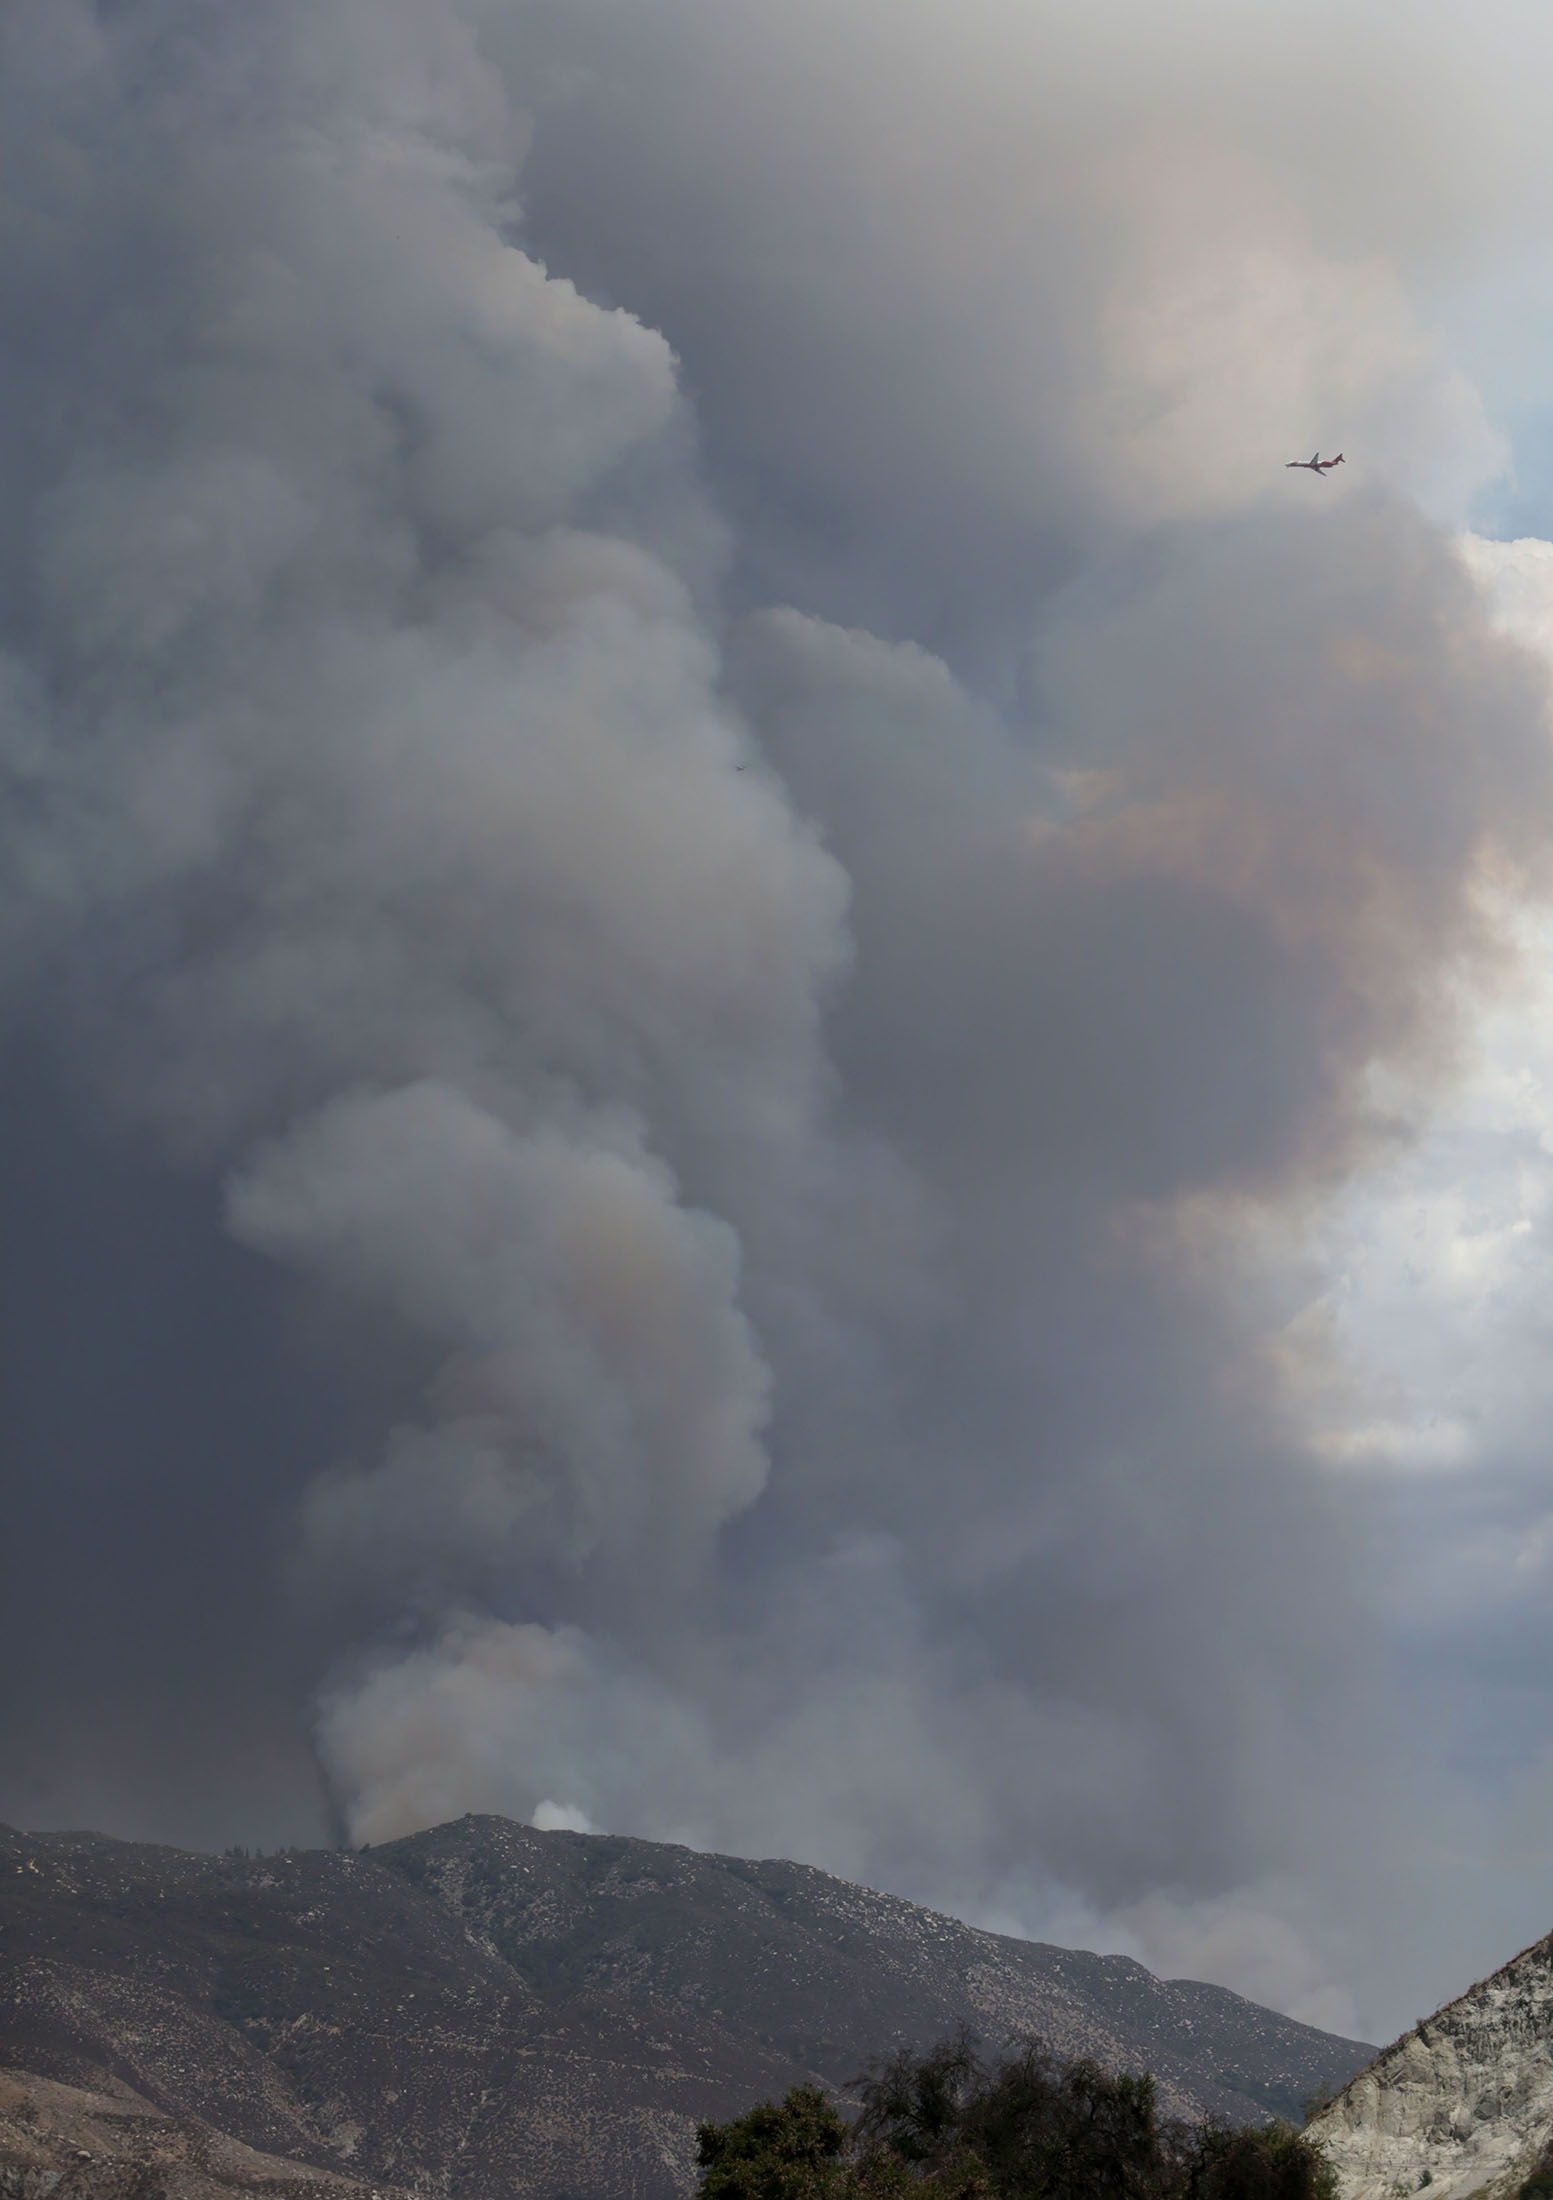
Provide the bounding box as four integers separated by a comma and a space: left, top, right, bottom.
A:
1286, 451, 1345, 475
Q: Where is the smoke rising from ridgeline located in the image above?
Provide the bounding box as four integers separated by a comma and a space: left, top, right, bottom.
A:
6, 0, 1553, 2041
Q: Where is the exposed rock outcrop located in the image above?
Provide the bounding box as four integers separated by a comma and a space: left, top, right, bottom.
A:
1312, 1935, 1553, 2200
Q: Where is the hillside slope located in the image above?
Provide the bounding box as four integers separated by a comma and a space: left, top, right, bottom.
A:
0, 1817, 1373, 2200
0, 2064, 421, 2200
1312, 1932, 1553, 2200
381, 1815, 1369, 2125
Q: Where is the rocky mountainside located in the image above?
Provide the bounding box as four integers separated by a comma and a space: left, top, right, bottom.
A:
0, 1816, 1373, 2200
1312, 1932, 1553, 2200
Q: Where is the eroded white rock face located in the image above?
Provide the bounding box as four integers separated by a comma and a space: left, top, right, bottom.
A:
1313, 1935, 1553, 2200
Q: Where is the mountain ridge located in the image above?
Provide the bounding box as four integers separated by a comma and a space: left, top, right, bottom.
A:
0, 1815, 1374, 2200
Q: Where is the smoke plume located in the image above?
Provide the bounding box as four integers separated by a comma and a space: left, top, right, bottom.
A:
7, 0, 1553, 2041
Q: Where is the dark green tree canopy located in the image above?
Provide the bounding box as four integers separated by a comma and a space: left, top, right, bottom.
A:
697, 2085, 850, 2200
697, 2038, 1339, 2200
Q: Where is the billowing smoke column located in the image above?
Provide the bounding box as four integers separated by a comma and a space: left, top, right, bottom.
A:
4, 0, 1553, 2040
0, 0, 841, 1845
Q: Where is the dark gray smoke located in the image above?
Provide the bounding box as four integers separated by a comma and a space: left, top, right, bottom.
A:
5, 0, 1553, 2039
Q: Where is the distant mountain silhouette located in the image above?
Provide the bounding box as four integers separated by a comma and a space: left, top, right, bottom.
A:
0, 1817, 1373, 2200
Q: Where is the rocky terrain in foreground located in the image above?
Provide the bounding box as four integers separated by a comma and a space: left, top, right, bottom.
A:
0, 2063, 417, 2200
0, 1816, 1373, 2200
1312, 1931, 1553, 2200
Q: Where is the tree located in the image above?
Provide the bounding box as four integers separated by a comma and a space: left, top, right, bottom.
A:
697, 2041, 1338, 2200
697, 2087, 850, 2200
853, 2034, 983, 2172
956, 2044, 1168, 2200
1185, 2122, 1338, 2200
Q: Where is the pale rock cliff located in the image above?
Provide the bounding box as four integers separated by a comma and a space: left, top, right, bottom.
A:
1312, 1935, 1553, 2200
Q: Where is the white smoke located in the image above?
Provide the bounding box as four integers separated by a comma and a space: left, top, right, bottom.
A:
231, 1081, 771, 1585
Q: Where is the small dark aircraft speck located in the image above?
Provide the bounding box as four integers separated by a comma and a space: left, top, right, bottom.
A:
1286, 450, 1344, 475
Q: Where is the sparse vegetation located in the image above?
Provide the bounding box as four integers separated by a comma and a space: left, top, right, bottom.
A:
1517, 2147, 1553, 2200
697, 2038, 1340, 2200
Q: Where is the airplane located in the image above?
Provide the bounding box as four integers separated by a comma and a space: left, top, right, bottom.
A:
1286, 451, 1344, 475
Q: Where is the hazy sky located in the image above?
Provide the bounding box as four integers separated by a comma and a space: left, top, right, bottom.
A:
9, 0, 1553, 2047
